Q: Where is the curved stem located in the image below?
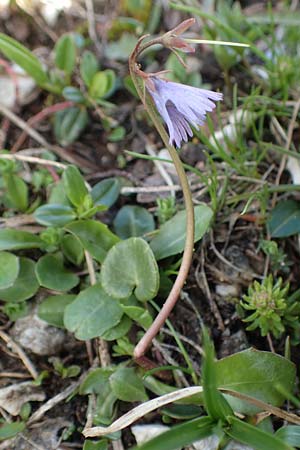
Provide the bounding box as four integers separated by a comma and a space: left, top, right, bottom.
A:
129, 42, 195, 360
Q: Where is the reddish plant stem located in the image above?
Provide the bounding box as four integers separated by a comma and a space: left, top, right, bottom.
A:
129, 33, 195, 360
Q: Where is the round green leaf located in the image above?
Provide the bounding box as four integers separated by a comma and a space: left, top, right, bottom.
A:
101, 237, 159, 302
80, 367, 114, 395
54, 107, 88, 146
54, 34, 76, 74
62, 165, 89, 208
113, 205, 155, 239
109, 367, 148, 402
80, 50, 99, 88
5, 174, 28, 211
122, 305, 152, 329
216, 348, 296, 414
63, 86, 85, 103
89, 70, 116, 99
0, 421, 25, 440
34, 204, 76, 227
0, 251, 19, 289
35, 254, 79, 291
91, 178, 120, 208
64, 283, 123, 340
0, 257, 38, 302
108, 126, 126, 142
61, 234, 84, 266
150, 205, 213, 260
83, 439, 108, 450
65, 220, 119, 263
0, 229, 42, 250
268, 199, 300, 238
276, 426, 300, 447
101, 315, 132, 341
38, 294, 76, 328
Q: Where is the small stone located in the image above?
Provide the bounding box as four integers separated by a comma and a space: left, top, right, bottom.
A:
131, 424, 175, 447
0, 65, 36, 109
219, 330, 249, 358
10, 313, 67, 356
1, 417, 71, 450
215, 283, 240, 298
193, 434, 220, 449
225, 442, 254, 450
0, 381, 45, 415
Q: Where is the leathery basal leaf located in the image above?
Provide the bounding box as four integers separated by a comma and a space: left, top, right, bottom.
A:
101, 237, 159, 302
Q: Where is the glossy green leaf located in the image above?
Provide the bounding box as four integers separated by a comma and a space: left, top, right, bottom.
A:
94, 385, 118, 425
122, 305, 152, 329
0, 257, 39, 302
65, 220, 119, 263
0, 229, 42, 250
64, 283, 123, 340
0, 421, 25, 440
61, 234, 84, 266
89, 70, 116, 99
160, 404, 202, 420
49, 180, 69, 205
54, 34, 76, 74
101, 237, 159, 302
0, 251, 19, 289
83, 439, 108, 450
35, 254, 79, 291
54, 106, 88, 146
78, 204, 107, 219
109, 367, 148, 402
34, 204, 76, 227
63, 86, 85, 103
108, 126, 126, 142
5, 174, 28, 211
150, 205, 213, 260
38, 294, 76, 328
133, 416, 215, 450
113, 205, 155, 239
80, 367, 114, 395
202, 328, 233, 420
101, 315, 132, 340
62, 165, 89, 208
226, 416, 293, 450
80, 50, 99, 87
104, 33, 137, 61
216, 348, 296, 414
276, 426, 300, 447
91, 178, 121, 208
0, 32, 47, 85
268, 200, 300, 237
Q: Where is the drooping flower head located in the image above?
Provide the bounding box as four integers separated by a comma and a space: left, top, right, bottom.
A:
145, 76, 222, 148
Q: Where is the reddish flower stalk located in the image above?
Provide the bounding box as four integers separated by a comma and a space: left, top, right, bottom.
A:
129, 20, 222, 361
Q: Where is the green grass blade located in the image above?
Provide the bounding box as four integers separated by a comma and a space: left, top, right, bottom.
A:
0, 32, 48, 85
226, 416, 295, 450
134, 416, 215, 450
202, 329, 233, 420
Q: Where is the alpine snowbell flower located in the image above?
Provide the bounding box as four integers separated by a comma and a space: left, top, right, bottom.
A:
146, 77, 223, 148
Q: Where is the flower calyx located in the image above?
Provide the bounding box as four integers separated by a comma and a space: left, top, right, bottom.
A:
161, 18, 196, 54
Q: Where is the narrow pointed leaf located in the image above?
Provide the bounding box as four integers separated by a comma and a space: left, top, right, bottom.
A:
133, 417, 215, 450
150, 205, 213, 260
202, 328, 233, 420
0, 32, 48, 85
226, 416, 294, 450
